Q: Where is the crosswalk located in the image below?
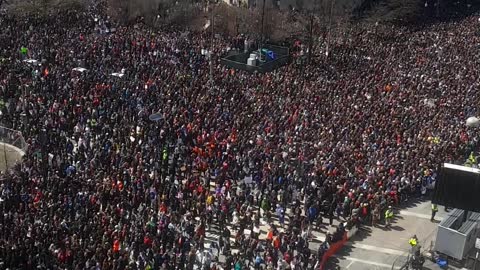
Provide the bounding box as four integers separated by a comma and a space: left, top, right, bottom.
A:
334, 256, 403, 269
202, 215, 413, 269
399, 210, 444, 220
202, 207, 331, 251
200, 180, 338, 267
195, 179, 437, 270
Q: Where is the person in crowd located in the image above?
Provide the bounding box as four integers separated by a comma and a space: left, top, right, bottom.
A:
431, 203, 438, 222
409, 235, 419, 254
0, 3, 479, 269
385, 206, 394, 227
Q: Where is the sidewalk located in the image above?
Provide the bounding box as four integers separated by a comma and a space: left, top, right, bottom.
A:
324, 197, 463, 270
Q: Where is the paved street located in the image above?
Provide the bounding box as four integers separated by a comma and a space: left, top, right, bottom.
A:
201, 178, 462, 270
324, 196, 456, 270
201, 179, 341, 268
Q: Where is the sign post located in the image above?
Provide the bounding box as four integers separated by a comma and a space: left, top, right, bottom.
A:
475, 251, 479, 270
474, 238, 480, 270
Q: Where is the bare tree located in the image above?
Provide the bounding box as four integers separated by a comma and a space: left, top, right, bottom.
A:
106, 0, 183, 25
363, 0, 424, 24
298, 0, 360, 63
299, 0, 331, 63
5, 0, 86, 16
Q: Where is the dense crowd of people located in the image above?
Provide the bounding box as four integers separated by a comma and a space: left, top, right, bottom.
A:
0, 4, 479, 270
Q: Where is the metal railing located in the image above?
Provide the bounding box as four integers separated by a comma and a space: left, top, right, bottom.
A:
0, 126, 27, 171
221, 44, 291, 73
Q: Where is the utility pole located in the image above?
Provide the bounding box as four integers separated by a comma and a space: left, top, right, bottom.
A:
209, 0, 214, 91
325, 0, 335, 59
436, 0, 440, 17
474, 248, 479, 270
308, 14, 314, 64
259, 0, 266, 61
308, 0, 318, 64
3, 142, 7, 171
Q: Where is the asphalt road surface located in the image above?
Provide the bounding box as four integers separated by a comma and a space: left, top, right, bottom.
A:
323, 196, 462, 270
200, 177, 461, 270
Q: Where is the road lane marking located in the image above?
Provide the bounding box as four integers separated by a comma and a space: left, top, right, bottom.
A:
332, 256, 402, 269
345, 242, 406, 256
399, 210, 444, 220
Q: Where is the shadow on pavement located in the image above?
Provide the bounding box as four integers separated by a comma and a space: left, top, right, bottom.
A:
351, 226, 373, 242
398, 195, 431, 210
324, 195, 432, 268
322, 227, 373, 269
323, 257, 341, 270
390, 225, 405, 231
376, 224, 405, 231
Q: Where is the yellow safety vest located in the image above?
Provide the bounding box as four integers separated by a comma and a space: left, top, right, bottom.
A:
409, 238, 417, 247
385, 209, 393, 219
469, 152, 476, 164
162, 149, 168, 161
432, 204, 438, 211
206, 195, 214, 205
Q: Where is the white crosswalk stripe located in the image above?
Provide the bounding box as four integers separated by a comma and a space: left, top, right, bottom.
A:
399, 210, 444, 220
344, 242, 405, 256
332, 256, 402, 269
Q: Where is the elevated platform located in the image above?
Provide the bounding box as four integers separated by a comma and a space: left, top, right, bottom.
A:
221, 44, 290, 73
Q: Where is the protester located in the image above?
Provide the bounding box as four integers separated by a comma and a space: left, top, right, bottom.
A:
431, 203, 438, 222
0, 4, 479, 270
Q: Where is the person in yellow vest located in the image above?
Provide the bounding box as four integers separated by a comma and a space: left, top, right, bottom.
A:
431, 203, 438, 222
409, 235, 419, 254
470, 152, 476, 162
385, 206, 394, 227
466, 152, 477, 167
206, 193, 214, 206
162, 147, 168, 161
409, 235, 417, 248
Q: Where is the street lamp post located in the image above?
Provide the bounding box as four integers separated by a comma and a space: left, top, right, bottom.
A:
326, 0, 335, 58
308, 0, 319, 64
209, 1, 215, 91
308, 13, 314, 64
437, 0, 440, 17
259, 0, 266, 62
3, 138, 7, 171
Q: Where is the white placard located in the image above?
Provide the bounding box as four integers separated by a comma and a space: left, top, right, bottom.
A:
23, 59, 39, 65
73, 67, 87, 72
243, 176, 253, 185
111, 72, 124, 78
475, 238, 480, 249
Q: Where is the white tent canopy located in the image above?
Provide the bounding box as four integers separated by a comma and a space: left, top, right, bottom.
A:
466, 116, 480, 127
73, 67, 87, 72
23, 59, 39, 65
111, 72, 124, 78
149, 113, 163, 122
111, 68, 125, 78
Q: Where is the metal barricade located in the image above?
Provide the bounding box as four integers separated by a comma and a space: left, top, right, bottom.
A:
0, 126, 27, 172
